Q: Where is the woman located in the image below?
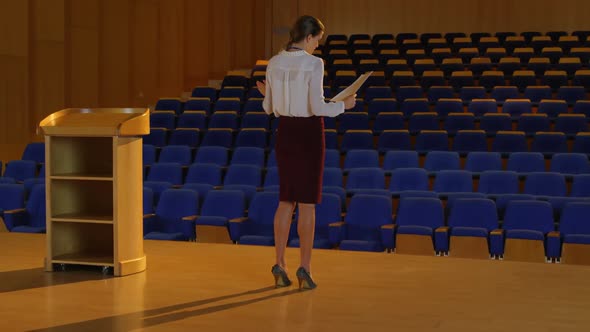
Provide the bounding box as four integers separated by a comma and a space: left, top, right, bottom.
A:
257, 15, 356, 290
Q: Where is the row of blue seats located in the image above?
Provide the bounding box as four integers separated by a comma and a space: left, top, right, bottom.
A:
176, 87, 590, 118
316, 52, 590, 67
170, 84, 590, 113
322, 32, 590, 46
143, 146, 590, 175
3, 179, 588, 263
314, 47, 590, 66
142, 162, 590, 208
144, 128, 590, 155
142, 188, 590, 262
150, 110, 590, 135
155, 96, 590, 121
320, 33, 590, 48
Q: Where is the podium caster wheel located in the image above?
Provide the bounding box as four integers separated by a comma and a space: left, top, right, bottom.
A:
102, 266, 112, 275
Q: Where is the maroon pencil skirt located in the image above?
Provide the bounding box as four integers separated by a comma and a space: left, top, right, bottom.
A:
275, 116, 325, 204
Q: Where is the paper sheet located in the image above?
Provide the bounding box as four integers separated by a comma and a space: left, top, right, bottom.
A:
330, 71, 373, 102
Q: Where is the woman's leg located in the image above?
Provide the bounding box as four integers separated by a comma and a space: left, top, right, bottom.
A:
274, 201, 296, 269
297, 203, 316, 272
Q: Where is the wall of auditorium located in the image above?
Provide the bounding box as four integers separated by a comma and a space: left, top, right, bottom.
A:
271, 0, 590, 53
1, 0, 590, 160
0, 0, 268, 160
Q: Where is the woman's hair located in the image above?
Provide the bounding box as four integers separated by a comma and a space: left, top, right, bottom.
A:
286, 15, 325, 50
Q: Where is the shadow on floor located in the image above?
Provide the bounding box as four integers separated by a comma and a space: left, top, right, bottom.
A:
29, 286, 303, 332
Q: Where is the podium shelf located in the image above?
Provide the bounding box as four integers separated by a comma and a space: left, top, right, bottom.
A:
52, 214, 113, 224
52, 253, 114, 267
51, 174, 113, 181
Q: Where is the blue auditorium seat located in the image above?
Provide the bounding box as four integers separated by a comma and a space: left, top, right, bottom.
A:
144, 189, 199, 241
331, 194, 393, 252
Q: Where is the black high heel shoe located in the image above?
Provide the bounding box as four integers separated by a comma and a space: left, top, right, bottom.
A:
296, 267, 317, 290
271, 265, 292, 287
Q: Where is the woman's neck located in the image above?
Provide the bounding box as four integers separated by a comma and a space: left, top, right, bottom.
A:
288, 42, 306, 52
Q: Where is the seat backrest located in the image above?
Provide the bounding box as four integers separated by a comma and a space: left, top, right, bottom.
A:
306, 193, 341, 238
343, 150, 379, 169
503, 200, 554, 233
389, 168, 429, 192
0, 184, 25, 212
378, 130, 412, 152
26, 184, 46, 228
345, 168, 385, 190
433, 170, 473, 193
448, 198, 498, 231
201, 129, 233, 148
150, 112, 176, 129
550, 153, 590, 175
415, 131, 449, 152
571, 175, 590, 197
185, 163, 222, 186
323, 167, 343, 187
345, 194, 393, 240
156, 189, 199, 230
143, 187, 154, 214
158, 145, 192, 166
468, 99, 497, 116
396, 197, 444, 229
4, 160, 37, 182
524, 172, 566, 196
506, 152, 545, 173
478, 171, 519, 195
146, 163, 183, 185
424, 151, 460, 172
245, 192, 279, 236
21, 142, 45, 164
169, 130, 200, 148
195, 146, 228, 166
235, 129, 267, 148
341, 130, 374, 151
492, 131, 527, 153
531, 132, 567, 153
201, 190, 246, 219
383, 151, 419, 171
230, 147, 265, 167
452, 130, 488, 152
464, 152, 502, 172
224, 165, 262, 187
560, 203, 590, 235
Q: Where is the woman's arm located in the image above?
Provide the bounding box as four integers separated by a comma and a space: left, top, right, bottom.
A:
261, 74, 273, 115
309, 59, 345, 117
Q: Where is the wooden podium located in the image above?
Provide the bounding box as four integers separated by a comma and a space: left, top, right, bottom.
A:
39, 108, 149, 276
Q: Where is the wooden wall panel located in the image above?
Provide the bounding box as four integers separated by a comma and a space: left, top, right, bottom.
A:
0, 0, 29, 146
31, 0, 65, 136
158, 0, 184, 97
68, 0, 100, 107
100, 0, 131, 107
231, 1, 255, 69
208, 0, 231, 79
317, 0, 590, 36
183, 0, 210, 88
3, 0, 590, 161
130, 0, 159, 107
270, 0, 298, 55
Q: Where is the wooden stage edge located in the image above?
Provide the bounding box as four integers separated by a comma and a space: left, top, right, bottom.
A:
1, 233, 590, 332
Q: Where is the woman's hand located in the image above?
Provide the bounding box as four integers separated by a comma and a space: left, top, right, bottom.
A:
256, 80, 266, 97
343, 94, 357, 110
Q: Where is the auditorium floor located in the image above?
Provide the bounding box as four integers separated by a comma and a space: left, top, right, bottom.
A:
1, 232, 589, 332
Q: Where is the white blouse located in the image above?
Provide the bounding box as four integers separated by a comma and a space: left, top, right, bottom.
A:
262, 50, 345, 118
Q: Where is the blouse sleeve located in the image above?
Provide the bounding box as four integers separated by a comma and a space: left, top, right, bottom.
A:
262, 70, 273, 115
309, 59, 345, 117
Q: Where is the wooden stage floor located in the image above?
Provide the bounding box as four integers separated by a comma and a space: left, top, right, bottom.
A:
1, 232, 590, 332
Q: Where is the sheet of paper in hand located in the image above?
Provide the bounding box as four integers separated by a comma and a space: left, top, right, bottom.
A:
330, 71, 373, 102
